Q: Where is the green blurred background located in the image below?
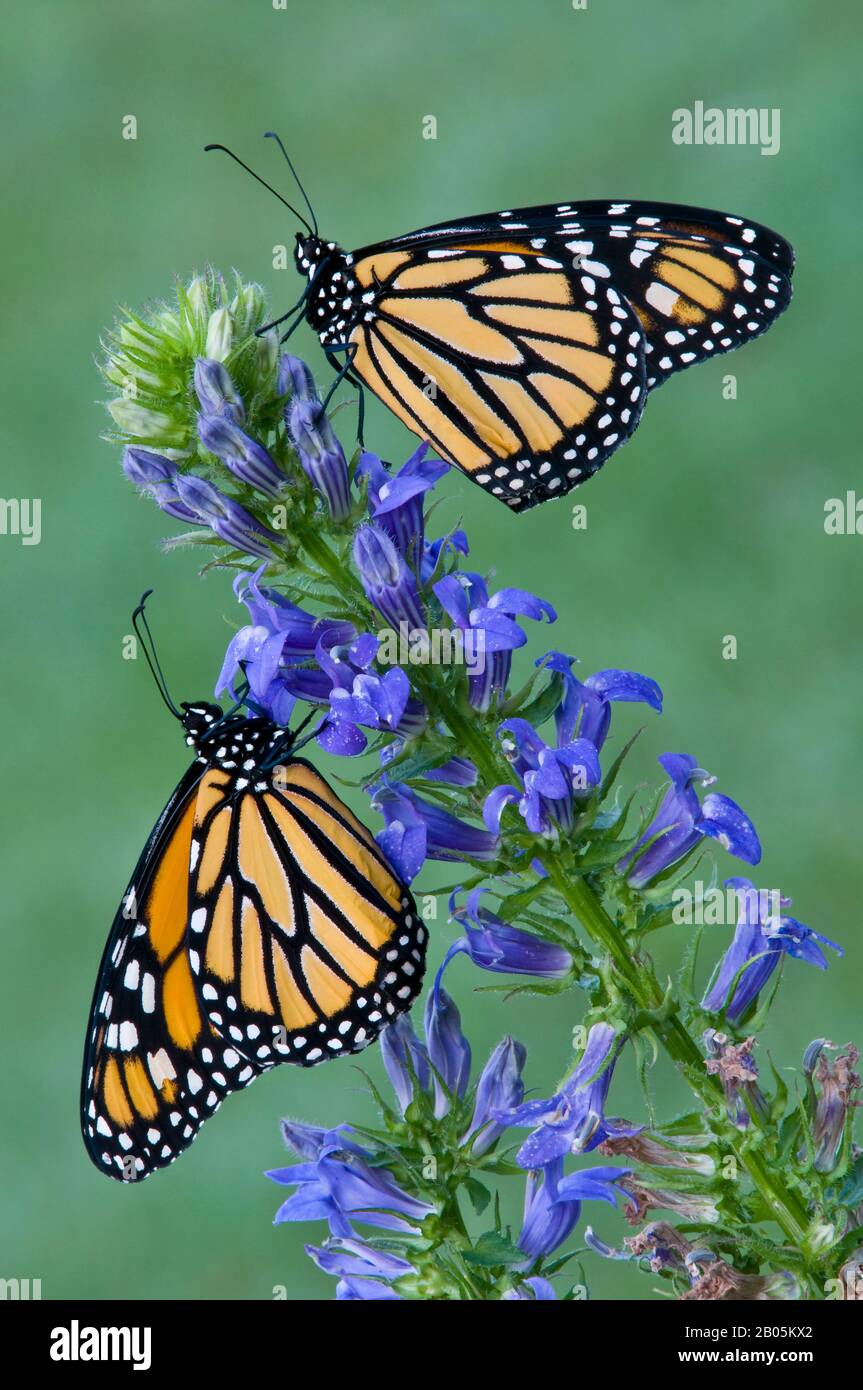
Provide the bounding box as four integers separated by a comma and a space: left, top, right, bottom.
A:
2, 0, 861, 1301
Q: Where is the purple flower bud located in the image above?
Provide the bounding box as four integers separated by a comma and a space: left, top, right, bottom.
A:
278, 353, 317, 399
197, 413, 285, 498
380, 1015, 431, 1115
122, 445, 175, 486
463, 1037, 527, 1156
353, 524, 426, 630
447, 888, 572, 979
174, 473, 279, 559
122, 448, 202, 522
193, 357, 245, 422
288, 397, 351, 520
424, 985, 471, 1118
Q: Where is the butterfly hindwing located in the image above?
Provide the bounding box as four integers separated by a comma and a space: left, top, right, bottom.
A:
346, 244, 649, 508
189, 758, 425, 1068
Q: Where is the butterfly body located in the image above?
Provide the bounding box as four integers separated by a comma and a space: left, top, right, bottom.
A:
295, 199, 794, 511
82, 699, 425, 1181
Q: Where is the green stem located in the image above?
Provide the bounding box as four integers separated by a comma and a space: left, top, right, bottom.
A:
542, 858, 811, 1249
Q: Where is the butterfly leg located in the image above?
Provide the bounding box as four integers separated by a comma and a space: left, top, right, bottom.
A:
323, 341, 366, 447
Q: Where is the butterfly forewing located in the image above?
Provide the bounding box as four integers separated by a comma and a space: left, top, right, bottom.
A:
312, 198, 793, 509
347, 244, 648, 508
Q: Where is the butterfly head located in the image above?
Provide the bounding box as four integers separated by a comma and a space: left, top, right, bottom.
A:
295, 233, 328, 280
180, 701, 224, 749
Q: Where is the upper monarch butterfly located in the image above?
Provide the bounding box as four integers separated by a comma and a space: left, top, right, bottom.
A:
206, 134, 794, 513
81, 594, 425, 1182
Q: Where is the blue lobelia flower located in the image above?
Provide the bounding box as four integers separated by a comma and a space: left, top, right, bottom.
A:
433, 572, 556, 712
354, 523, 426, 630
279, 1119, 365, 1161
484, 716, 602, 836
268, 1147, 435, 1238
334, 1276, 406, 1301
444, 887, 573, 979
517, 1156, 630, 1262
357, 443, 449, 568
540, 651, 663, 749
619, 753, 762, 890
305, 1237, 416, 1301
215, 567, 353, 723
420, 527, 470, 585
370, 779, 499, 883
287, 396, 351, 521
316, 628, 428, 758
197, 412, 286, 498
193, 357, 245, 423
701, 877, 842, 1024
496, 1022, 641, 1169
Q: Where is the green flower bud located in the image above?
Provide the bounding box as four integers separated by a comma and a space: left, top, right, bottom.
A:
253, 326, 279, 382
205, 307, 234, 362
107, 399, 187, 446
231, 282, 266, 336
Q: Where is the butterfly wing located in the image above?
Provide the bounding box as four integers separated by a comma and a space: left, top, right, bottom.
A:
188, 759, 426, 1068
345, 243, 648, 509
337, 200, 792, 508
379, 197, 794, 389
81, 764, 227, 1182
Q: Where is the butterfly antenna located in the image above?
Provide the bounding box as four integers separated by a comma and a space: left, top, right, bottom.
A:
131, 590, 184, 720
264, 131, 318, 236
203, 143, 313, 235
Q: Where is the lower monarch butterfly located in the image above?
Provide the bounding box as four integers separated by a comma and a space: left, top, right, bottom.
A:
81, 594, 425, 1182
206, 134, 794, 513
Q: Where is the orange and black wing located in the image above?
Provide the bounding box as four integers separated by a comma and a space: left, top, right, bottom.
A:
81, 764, 226, 1181
187, 760, 425, 1068
339, 199, 792, 509
346, 243, 648, 510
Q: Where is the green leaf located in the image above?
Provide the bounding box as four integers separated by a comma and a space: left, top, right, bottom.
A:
600, 725, 645, 800
462, 1176, 492, 1217
508, 673, 564, 728
840, 1154, 863, 1207
462, 1231, 524, 1268
494, 879, 551, 921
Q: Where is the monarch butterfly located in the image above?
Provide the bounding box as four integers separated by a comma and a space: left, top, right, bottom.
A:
81, 595, 425, 1182
207, 135, 794, 512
